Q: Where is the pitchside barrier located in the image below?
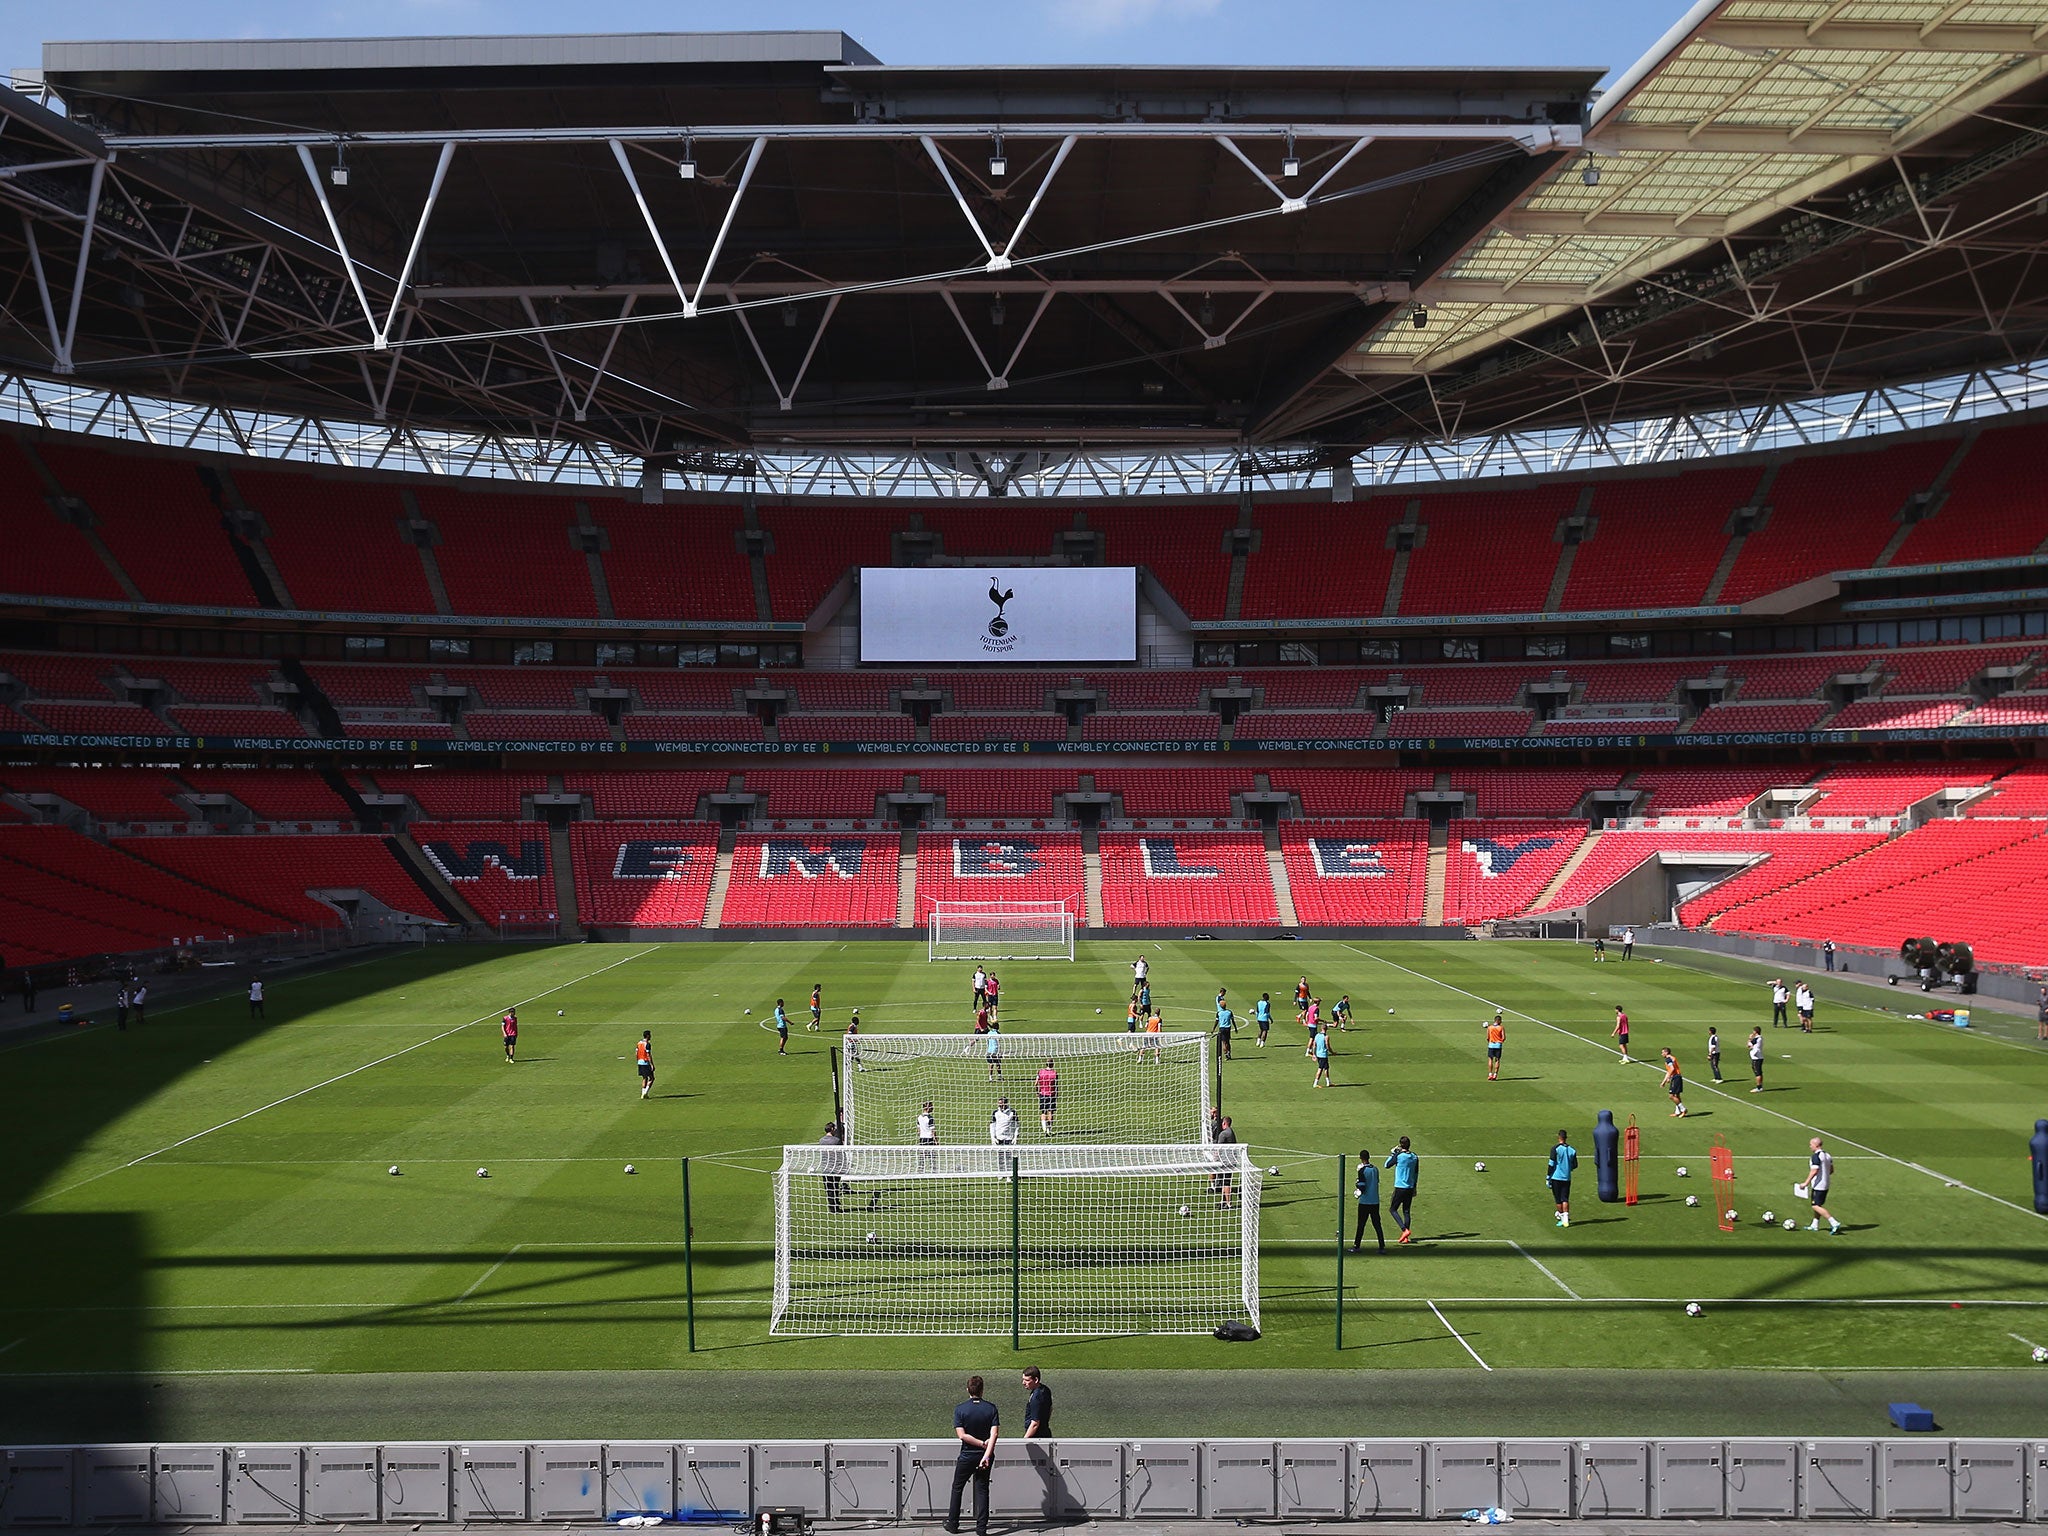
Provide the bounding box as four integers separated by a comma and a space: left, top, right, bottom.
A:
2, 1438, 2039, 1522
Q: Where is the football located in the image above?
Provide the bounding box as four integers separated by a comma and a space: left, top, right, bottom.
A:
1685, 1302, 1703, 1317
1178, 1204, 1191, 1218
476, 1167, 488, 1178
1474, 1161, 1487, 1173
1725, 1210, 1738, 1222
1267, 1166, 1279, 1176
556, 1009, 564, 1016
1685, 1194, 1699, 1207
624, 1164, 635, 1175
387, 1165, 400, 1176
744, 1008, 751, 1014
1762, 1210, 1776, 1224
1387, 1008, 1395, 1014
1675, 1166, 1689, 1178
2032, 1345, 2048, 1363
866, 1231, 878, 1244
1784, 1219, 1797, 1230
1095, 1008, 1102, 1014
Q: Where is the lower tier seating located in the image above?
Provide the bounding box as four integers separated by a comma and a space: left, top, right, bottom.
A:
114, 835, 440, 928
571, 821, 720, 926
1544, 829, 1884, 915
914, 832, 1086, 923
1096, 832, 1278, 927
1281, 820, 1428, 925
1442, 820, 1588, 924
409, 821, 555, 925
719, 832, 901, 926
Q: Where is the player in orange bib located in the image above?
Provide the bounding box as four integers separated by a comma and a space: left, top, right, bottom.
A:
1143, 1009, 1163, 1064
1485, 1012, 1506, 1081
635, 1030, 654, 1099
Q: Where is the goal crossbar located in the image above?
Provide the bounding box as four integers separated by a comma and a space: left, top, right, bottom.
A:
928, 900, 1074, 961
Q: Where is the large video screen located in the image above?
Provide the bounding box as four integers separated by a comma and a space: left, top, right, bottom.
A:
859, 566, 1138, 663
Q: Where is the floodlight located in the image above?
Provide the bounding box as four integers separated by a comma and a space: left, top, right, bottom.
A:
1281, 132, 1300, 180
989, 135, 1007, 178
679, 138, 697, 180
1581, 158, 1600, 187
329, 148, 348, 187
989, 295, 1006, 327
1411, 305, 1429, 330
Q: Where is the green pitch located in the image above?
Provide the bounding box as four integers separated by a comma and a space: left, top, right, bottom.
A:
4, 937, 2045, 1422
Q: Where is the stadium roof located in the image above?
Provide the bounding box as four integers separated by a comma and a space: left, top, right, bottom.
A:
0, 1, 2042, 473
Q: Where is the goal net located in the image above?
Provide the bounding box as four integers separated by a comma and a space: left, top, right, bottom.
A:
928, 901, 1075, 961
842, 1032, 1210, 1145
772, 1143, 1260, 1336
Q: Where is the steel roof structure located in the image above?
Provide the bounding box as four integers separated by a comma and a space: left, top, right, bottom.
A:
0, 1, 2041, 482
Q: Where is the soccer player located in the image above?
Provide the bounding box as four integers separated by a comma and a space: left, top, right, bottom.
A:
973, 1001, 991, 1035
917, 1099, 939, 1170
1591, 935, 1606, 962
1137, 978, 1151, 1015
1333, 993, 1352, 1032
1215, 1000, 1235, 1060
131, 982, 147, 1025
846, 1010, 866, 1072
1211, 1114, 1238, 1208
1805, 1136, 1839, 1233
1770, 978, 1789, 1028
1385, 1136, 1419, 1243
1142, 1008, 1163, 1064
1294, 975, 1311, 1026
989, 1096, 1019, 1146
818, 1121, 846, 1214
1132, 955, 1149, 989
247, 979, 264, 1020
1311, 1023, 1331, 1087
1621, 927, 1636, 960
985, 1019, 1003, 1081
1352, 1148, 1384, 1253
1659, 1047, 1686, 1116
1303, 995, 1321, 1057
972, 965, 988, 1011
1125, 991, 1140, 1034
635, 1030, 654, 1098
1254, 992, 1272, 1047
1484, 1011, 1506, 1081
1547, 1129, 1578, 1228
1795, 981, 1815, 1033
773, 998, 790, 1056
808, 983, 822, 1032
1036, 1059, 1058, 1133
1610, 1005, 1630, 1063
502, 1007, 518, 1063
985, 972, 1000, 1025
1706, 1026, 1722, 1082
1748, 1026, 1765, 1091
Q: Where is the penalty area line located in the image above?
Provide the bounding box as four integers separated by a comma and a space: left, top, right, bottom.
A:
1426, 1301, 1491, 1371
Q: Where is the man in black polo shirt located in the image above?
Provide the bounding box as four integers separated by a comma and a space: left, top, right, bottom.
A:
1020, 1367, 1052, 1439
946, 1375, 999, 1536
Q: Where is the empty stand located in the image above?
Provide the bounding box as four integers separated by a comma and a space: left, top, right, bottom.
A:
1097, 831, 1278, 926
1, 651, 118, 700
1281, 819, 1428, 925
1802, 761, 2002, 817
1239, 502, 1401, 619
1824, 699, 1965, 731
367, 770, 545, 819
3, 768, 191, 821
1965, 763, 2048, 817
1718, 437, 1951, 601
1891, 421, 2048, 566
1080, 713, 1218, 741
1397, 485, 1575, 615
122, 834, 441, 927
914, 831, 1085, 921
746, 769, 909, 817
1269, 767, 1434, 816
1631, 766, 1804, 815
410, 821, 554, 922
946, 672, 1053, 710
138, 659, 281, 705
0, 437, 127, 601
1728, 653, 1856, 700
1578, 660, 1707, 703
1880, 644, 2036, 695
779, 713, 915, 743
179, 769, 355, 821
919, 768, 1080, 818
1675, 831, 1889, 924
465, 711, 614, 741
1546, 829, 1884, 914
1384, 708, 1534, 738
24, 700, 175, 736
1442, 820, 1587, 923
170, 706, 311, 738
1233, 710, 1379, 740
565, 770, 730, 818
720, 831, 900, 926
1245, 669, 1372, 708
1686, 701, 1828, 733
932, 712, 1066, 741
1958, 692, 2048, 728
1086, 671, 1210, 709
571, 820, 720, 925
787, 673, 909, 710
415, 487, 599, 617
629, 672, 753, 710
760, 506, 900, 619
238, 469, 436, 613
922, 506, 1074, 559
595, 501, 758, 621
1411, 666, 1552, 705
442, 667, 588, 709
1093, 504, 1235, 619
1564, 466, 1756, 610
623, 713, 766, 742
1089, 767, 1255, 817
304, 664, 431, 708
1453, 768, 1624, 816
38, 444, 255, 607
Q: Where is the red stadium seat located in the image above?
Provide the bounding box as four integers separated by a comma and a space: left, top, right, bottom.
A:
1097, 832, 1278, 926
1281, 819, 1428, 924
721, 832, 901, 926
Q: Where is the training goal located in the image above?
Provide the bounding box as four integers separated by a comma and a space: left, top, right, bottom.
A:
771, 1143, 1260, 1336
927, 900, 1075, 961
841, 1031, 1210, 1145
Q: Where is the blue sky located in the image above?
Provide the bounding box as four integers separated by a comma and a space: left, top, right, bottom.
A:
5, 2, 1677, 81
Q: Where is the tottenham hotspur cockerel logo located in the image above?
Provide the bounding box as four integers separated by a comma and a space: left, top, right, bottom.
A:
986, 579, 1015, 638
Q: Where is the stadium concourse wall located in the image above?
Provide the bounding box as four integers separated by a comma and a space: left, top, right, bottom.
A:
2, 1435, 2040, 1523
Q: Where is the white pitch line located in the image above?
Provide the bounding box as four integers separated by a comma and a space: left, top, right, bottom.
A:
13, 945, 661, 1214
2009, 1330, 2045, 1351
457, 1245, 521, 1303
0, 1337, 25, 1358
1506, 1239, 1581, 1299
1338, 942, 2046, 1222
1426, 1301, 1491, 1370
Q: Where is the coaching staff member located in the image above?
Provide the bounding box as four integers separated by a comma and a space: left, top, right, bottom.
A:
1021, 1366, 1053, 1438
946, 1375, 1000, 1534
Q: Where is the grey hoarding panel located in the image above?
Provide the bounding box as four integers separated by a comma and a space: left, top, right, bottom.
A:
1951, 1441, 2025, 1521
530, 1444, 603, 1522
1203, 1441, 1275, 1518
1577, 1441, 1647, 1518
755, 1442, 828, 1517
455, 1445, 528, 1521
1427, 1441, 1500, 1519
1500, 1440, 1571, 1517
1276, 1441, 1346, 1517
0, 1448, 72, 1527
75, 1447, 150, 1526
305, 1446, 381, 1524
2036, 1444, 2048, 1522
827, 1443, 899, 1518
606, 1444, 678, 1520
679, 1443, 749, 1522
154, 1446, 227, 1524
228, 1446, 303, 1523
1351, 1440, 1425, 1519
1802, 1440, 1875, 1519
989, 1440, 1122, 1519
899, 1449, 956, 1521
1652, 1440, 1723, 1517
1126, 1440, 1199, 1518
1724, 1440, 1798, 1518
379, 1446, 452, 1523
1879, 1441, 1950, 1519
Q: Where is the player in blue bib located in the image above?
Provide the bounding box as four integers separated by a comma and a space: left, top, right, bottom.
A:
1547, 1130, 1578, 1228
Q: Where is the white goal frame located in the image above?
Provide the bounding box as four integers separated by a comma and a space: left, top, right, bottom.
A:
927, 900, 1075, 961
841, 1031, 1212, 1145
772, 1142, 1260, 1336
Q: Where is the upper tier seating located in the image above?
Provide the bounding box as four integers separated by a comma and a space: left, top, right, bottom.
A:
595, 501, 758, 621
38, 444, 255, 606
410, 821, 555, 922
779, 713, 916, 743
1824, 699, 1966, 731
1281, 819, 1428, 925
1239, 502, 1401, 619
179, 769, 356, 821
3, 768, 191, 821
1564, 466, 1759, 610
1094, 505, 1236, 619
1097, 832, 1278, 926
1088, 767, 1258, 817
760, 507, 900, 620
914, 831, 1086, 922
571, 821, 720, 926
414, 488, 600, 617
1270, 767, 1435, 816
1398, 485, 1576, 615
1, 437, 126, 601
1891, 421, 2048, 566
1442, 820, 1588, 923
1383, 709, 1534, 739
1453, 768, 1625, 816
1685, 701, 1829, 734
1964, 763, 2048, 816
170, 705, 311, 739
1801, 761, 2004, 817
238, 469, 436, 612
1545, 829, 1884, 914
117, 834, 439, 927
745, 769, 910, 818
1718, 437, 1952, 601
564, 770, 731, 819
720, 832, 901, 926
1630, 767, 1808, 816
923, 506, 1075, 559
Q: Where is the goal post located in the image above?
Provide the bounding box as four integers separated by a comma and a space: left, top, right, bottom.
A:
928, 900, 1075, 961
842, 1031, 1211, 1145
772, 1143, 1260, 1336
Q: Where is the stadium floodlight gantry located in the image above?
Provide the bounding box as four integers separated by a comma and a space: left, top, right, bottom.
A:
928, 899, 1076, 961
840, 1032, 1212, 1146
771, 1142, 1261, 1337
